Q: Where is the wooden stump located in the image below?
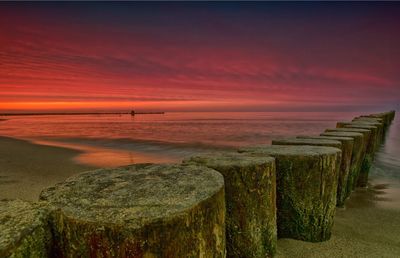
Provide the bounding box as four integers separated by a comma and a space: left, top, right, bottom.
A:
0, 199, 52, 258
272, 138, 342, 149
40, 164, 226, 258
239, 145, 341, 242
296, 135, 354, 207
326, 128, 372, 187
184, 152, 277, 258
341, 123, 379, 153
351, 119, 384, 142
320, 131, 364, 194
365, 113, 391, 129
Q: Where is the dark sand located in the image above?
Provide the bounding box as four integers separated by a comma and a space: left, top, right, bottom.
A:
0, 136, 94, 201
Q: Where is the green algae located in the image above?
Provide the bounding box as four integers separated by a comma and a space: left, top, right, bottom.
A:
353, 119, 384, 143
238, 145, 341, 242
272, 138, 342, 148
326, 128, 372, 188
184, 152, 277, 258
320, 131, 363, 197
40, 164, 226, 258
341, 123, 379, 153
358, 154, 373, 187
296, 136, 354, 207
0, 199, 52, 258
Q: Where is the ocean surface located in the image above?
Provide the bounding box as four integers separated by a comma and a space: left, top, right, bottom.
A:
368, 114, 400, 210
0, 112, 360, 166
0, 111, 398, 173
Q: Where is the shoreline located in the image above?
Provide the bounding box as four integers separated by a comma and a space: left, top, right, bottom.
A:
0, 136, 95, 201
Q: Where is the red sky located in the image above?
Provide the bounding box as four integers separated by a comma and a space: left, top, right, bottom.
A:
1, 2, 400, 112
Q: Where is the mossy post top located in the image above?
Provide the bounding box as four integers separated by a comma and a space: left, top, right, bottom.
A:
349, 120, 382, 126
325, 128, 370, 133
320, 131, 363, 138
0, 199, 49, 256
297, 135, 354, 143
337, 122, 377, 130
184, 152, 275, 169
355, 117, 383, 123
353, 117, 383, 122
40, 164, 224, 229
238, 145, 341, 157
272, 137, 342, 148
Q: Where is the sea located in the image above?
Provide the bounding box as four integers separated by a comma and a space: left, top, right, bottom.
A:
0, 111, 365, 166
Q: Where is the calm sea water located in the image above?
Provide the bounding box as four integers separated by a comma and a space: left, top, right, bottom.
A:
0, 112, 398, 174
368, 115, 400, 208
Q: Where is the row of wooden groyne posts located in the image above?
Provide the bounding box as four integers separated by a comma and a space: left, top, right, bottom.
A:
0, 111, 396, 258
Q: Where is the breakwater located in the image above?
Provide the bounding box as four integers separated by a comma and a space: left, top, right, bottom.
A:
0, 111, 395, 257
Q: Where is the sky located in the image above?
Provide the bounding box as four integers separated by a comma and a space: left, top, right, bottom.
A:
1, 2, 400, 113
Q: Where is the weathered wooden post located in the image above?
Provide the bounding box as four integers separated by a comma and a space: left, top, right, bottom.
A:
40, 164, 226, 257
296, 136, 354, 207
271, 138, 342, 149
320, 131, 364, 194
0, 200, 52, 258
271, 138, 345, 204
238, 145, 341, 242
325, 128, 371, 187
339, 123, 379, 153
184, 152, 277, 258
351, 119, 384, 142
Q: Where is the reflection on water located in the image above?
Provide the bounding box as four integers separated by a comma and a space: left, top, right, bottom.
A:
367, 116, 400, 209
31, 139, 181, 168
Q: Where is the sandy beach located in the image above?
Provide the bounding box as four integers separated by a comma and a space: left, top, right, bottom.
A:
0, 136, 94, 201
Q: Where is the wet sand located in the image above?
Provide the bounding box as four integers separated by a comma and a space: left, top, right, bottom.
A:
0, 136, 95, 201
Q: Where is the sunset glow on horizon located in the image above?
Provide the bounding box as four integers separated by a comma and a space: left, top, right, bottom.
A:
1, 2, 400, 113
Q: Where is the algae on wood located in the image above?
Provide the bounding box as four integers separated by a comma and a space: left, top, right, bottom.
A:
0, 199, 52, 258
336, 121, 380, 153
320, 131, 364, 195
272, 138, 342, 149
239, 145, 341, 242
326, 128, 372, 187
184, 152, 277, 258
296, 136, 354, 207
40, 164, 226, 258
352, 118, 386, 146
363, 112, 392, 129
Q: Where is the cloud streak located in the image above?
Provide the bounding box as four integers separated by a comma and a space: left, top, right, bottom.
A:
1, 2, 400, 112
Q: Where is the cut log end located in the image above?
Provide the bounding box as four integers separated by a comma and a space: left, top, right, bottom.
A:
40, 164, 226, 257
